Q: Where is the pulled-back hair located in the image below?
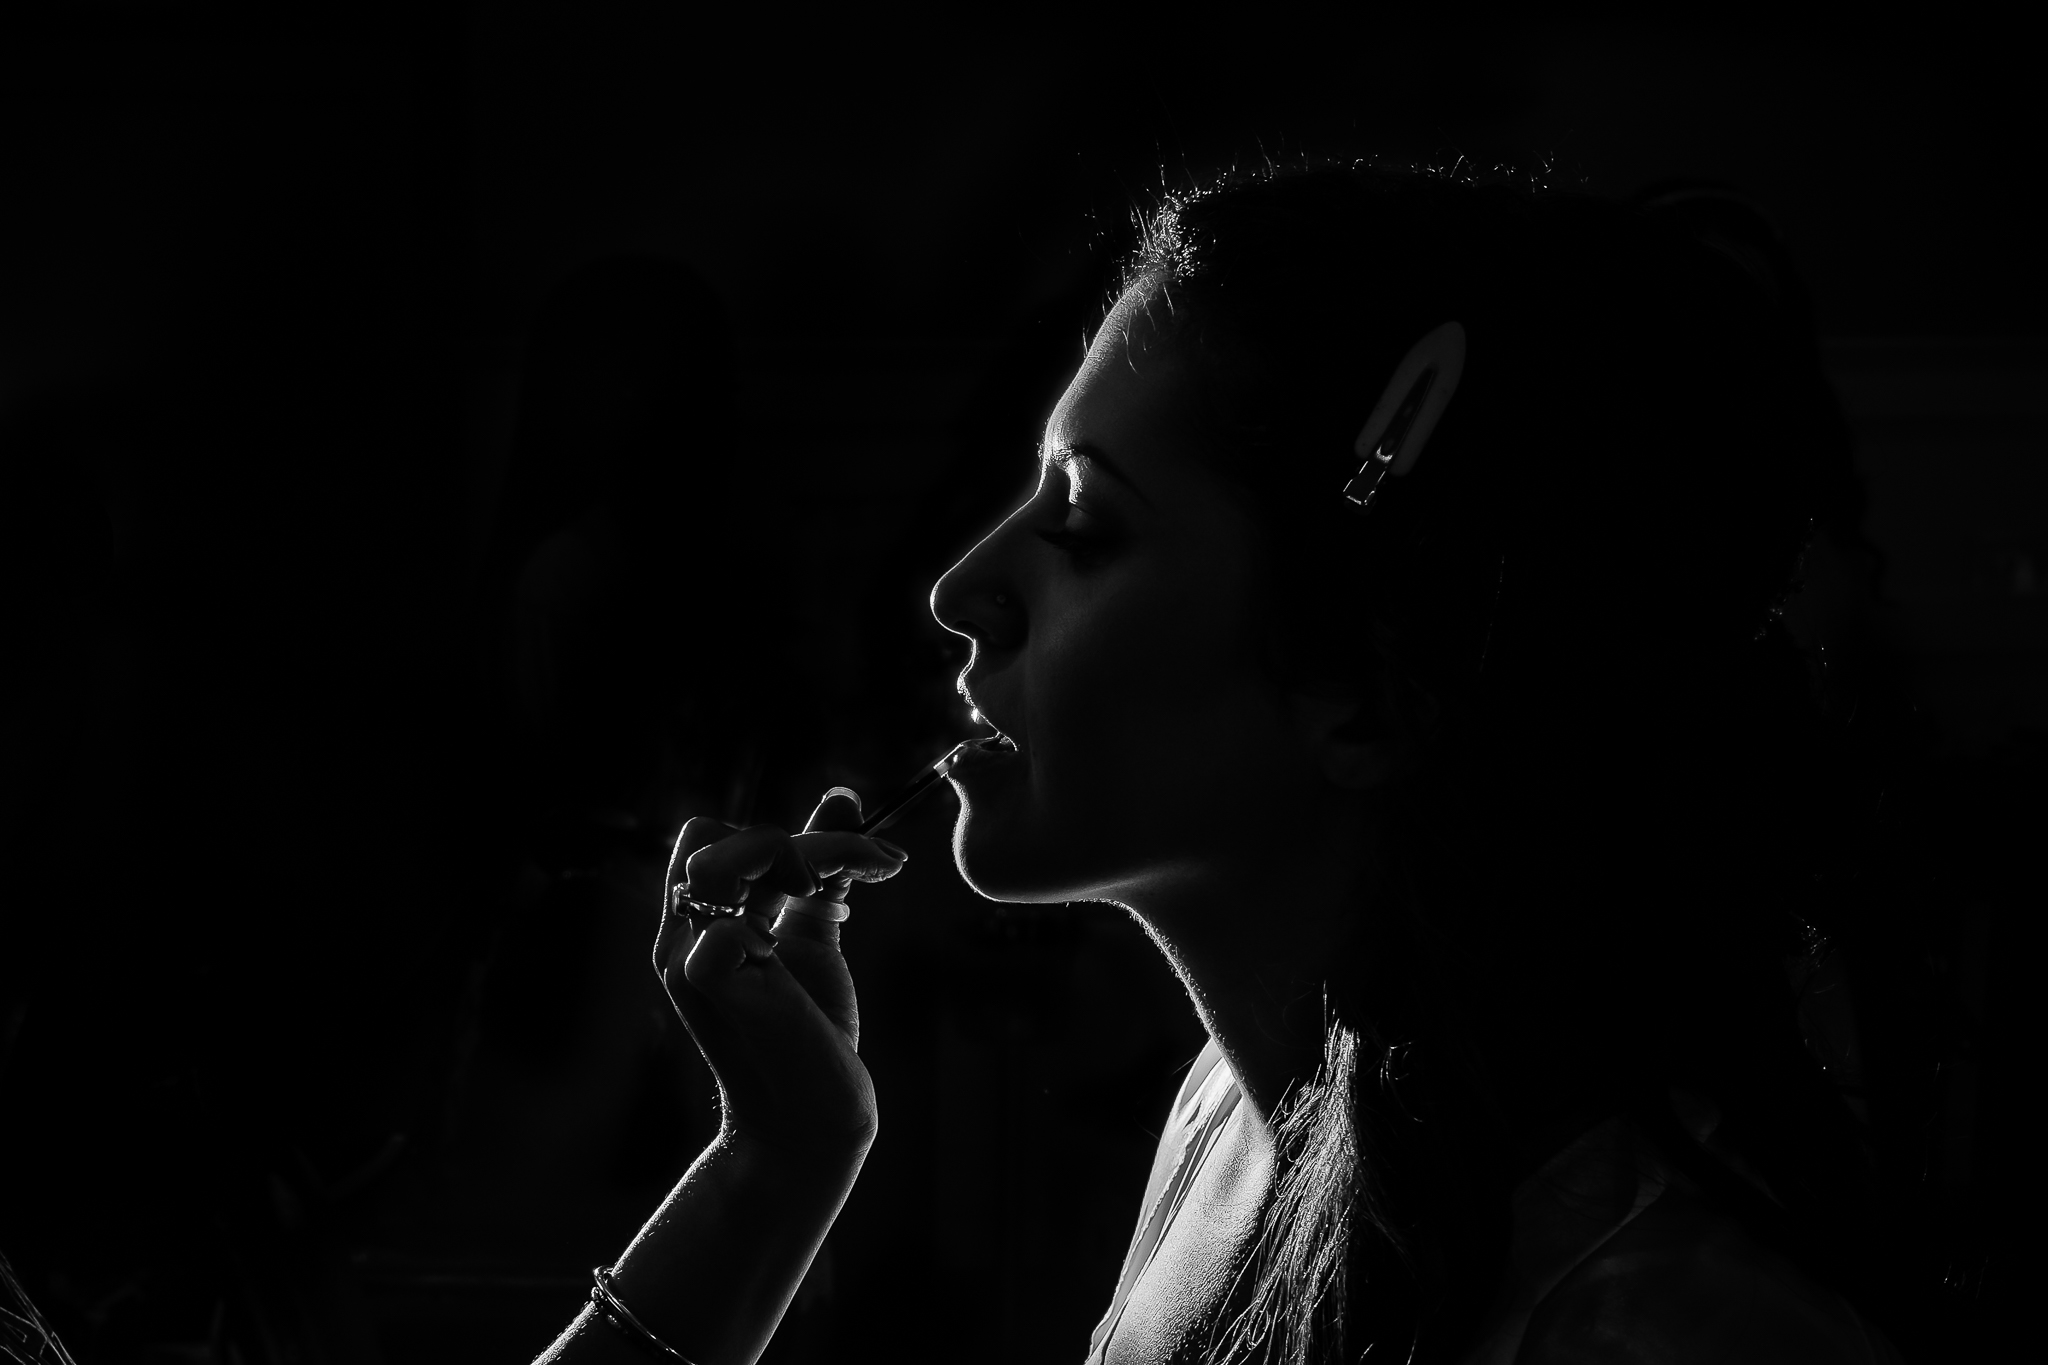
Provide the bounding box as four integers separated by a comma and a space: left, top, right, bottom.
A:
1117, 165, 1887, 1363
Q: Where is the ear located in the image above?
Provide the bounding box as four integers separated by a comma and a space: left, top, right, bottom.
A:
1289, 693, 1398, 793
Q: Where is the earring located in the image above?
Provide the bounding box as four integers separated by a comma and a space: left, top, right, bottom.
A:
1343, 321, 1468, 516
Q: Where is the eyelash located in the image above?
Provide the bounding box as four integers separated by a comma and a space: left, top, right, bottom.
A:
1034, 472, 1115, 557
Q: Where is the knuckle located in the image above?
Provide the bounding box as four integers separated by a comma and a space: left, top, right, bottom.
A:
679, 815, 733, 849
713, 826, 782, 868
681, 937, 720, 984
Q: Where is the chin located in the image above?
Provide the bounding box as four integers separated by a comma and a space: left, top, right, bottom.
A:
948, 799, 1110, 905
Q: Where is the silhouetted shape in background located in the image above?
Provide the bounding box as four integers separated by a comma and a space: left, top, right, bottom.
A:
483, 254, 750, 835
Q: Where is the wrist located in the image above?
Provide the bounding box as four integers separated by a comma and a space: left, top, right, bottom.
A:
606, 1130, 869, 1365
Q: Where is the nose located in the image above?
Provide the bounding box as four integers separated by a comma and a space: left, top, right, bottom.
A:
930, 525, 1021, 651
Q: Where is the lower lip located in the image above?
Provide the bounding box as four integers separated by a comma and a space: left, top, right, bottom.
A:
947, 738, 1019, 778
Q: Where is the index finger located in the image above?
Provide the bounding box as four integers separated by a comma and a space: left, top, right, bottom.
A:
803, 787, 864, 835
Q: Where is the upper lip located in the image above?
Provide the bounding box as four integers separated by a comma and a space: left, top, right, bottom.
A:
958, 677, 1019, 751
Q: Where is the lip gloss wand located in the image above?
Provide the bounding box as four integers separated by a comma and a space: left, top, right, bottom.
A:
857, 740, 973, 835
673, 740, 983, 919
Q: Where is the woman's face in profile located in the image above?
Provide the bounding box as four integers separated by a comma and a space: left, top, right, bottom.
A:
931, 289, 1330, 909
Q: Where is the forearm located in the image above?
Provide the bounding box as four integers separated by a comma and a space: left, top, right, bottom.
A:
537, 1129, 869, 1365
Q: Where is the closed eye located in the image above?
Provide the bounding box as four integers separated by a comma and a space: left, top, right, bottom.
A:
1036, 498, 1117, 554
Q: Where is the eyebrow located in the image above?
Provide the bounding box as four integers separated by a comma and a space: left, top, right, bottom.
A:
1042, 440, 1153, 507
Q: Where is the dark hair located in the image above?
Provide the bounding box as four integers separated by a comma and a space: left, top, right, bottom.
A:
1117, 166, 1891, 1363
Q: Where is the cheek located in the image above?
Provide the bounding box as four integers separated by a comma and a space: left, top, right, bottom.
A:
1035, 569, 1211, 741
1028, 562, 1286, 836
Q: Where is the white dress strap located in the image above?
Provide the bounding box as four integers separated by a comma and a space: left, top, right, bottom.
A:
1085, 1039, 1242, 1364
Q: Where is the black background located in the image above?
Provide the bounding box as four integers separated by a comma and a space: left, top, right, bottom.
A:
3, 7, 2042, 1363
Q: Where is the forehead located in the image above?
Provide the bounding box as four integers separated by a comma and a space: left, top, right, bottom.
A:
1043, 288, 1189, 466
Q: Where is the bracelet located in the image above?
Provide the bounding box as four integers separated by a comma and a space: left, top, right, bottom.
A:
590, 1266, 699, 1364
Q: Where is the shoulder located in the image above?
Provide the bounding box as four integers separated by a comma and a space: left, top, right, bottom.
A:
1517, 1185, 1903, 1365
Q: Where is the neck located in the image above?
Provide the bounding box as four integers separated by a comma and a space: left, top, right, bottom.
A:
1117, 811, 1374, 1127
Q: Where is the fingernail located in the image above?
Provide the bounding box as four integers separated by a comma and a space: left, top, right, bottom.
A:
824, 786, 862, 810
873, 838, 908, 860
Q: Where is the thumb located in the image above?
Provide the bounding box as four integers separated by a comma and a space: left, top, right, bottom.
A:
804, 786, 865, 834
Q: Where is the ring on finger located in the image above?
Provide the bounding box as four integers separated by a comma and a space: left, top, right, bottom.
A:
671, 883, 746, 918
